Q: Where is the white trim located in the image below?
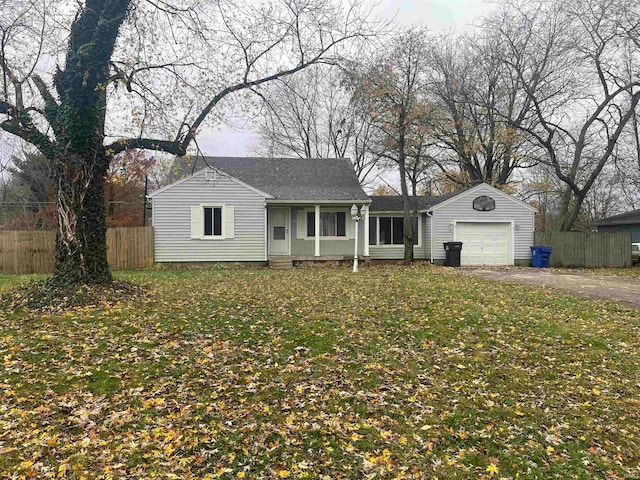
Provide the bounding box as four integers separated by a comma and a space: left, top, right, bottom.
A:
268, 206, 291, 256
268, 199, 371, 205
511, 220, 515, 265
303, 207, 350, 241
314, 205, 320, 256
264, 205, 268, 261
200, 204, 225, 239
427, 211, 433, 263
363, 205, 370, 257
428, 183, 538, 213
289, 208, 292, 255
149, 167, 273, 199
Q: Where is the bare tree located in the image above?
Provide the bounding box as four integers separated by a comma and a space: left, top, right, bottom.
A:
0, 0, 378, 286
257, 65, 382, 185
487, 0, 640, 230
353, 27, 434, 264
427, 28, 545, 188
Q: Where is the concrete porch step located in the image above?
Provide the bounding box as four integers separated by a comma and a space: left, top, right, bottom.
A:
268, 256, 294, 269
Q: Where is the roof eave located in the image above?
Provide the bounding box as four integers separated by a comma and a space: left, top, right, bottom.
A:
594, 220, 640, 227
148, 167, 273, 199
267, 199, 372, 205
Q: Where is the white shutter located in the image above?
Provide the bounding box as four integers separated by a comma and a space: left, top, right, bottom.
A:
297, 210, 306, 239
190, 205, 201, 239
346, 214, 355, 239
224, 206, 235, 239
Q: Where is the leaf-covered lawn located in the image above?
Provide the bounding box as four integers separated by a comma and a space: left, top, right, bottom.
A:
1, 264, 639, 479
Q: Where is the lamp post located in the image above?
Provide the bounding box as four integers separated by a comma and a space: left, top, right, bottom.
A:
350, 204, 362, 272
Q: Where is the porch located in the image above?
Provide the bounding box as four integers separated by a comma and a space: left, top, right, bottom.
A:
266, 204, 370, 258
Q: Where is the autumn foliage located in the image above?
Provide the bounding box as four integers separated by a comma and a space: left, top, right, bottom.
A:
1, 265, 638, 478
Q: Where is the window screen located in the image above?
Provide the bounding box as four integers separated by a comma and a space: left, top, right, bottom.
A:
336, 212, 346, 237
379, 217, 392, 244
307, 212, 315, 237
369, 217, 377, 245
392, 217, 404, 245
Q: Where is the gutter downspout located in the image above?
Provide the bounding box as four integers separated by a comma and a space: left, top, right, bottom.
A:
427, 211, 434, 263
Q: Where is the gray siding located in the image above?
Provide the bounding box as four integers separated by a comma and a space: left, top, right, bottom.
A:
430, 184, 534, 262
152, 172, 267, 262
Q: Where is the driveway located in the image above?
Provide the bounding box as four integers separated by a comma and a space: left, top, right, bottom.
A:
455, 267, 640, 309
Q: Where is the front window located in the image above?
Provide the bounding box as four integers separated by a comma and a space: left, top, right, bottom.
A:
370, 216, 418, 245
203, 207, 222, 236
307, 211, 346, 237
321, 212, 346, 237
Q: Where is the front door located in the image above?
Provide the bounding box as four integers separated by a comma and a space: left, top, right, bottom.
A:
269, 207, 290, 255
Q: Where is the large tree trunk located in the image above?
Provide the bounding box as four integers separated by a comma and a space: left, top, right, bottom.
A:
397, 118, 414, 265
50, 152, 112, 286
44, 0, 130, 286
558, 188, 586, 231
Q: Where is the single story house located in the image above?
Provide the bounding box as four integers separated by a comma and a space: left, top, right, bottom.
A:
591, 209, 640, 242
149, 157, 537, 266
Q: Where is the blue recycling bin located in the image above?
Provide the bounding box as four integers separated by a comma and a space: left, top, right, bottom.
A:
531, 246, 552, 268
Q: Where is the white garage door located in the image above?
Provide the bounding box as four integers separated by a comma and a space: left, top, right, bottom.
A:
456, 222, 512, 265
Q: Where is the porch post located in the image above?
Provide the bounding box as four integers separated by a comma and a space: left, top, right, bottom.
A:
314, 204, 320, 256
264, 205, 268, 260
363, 204, 370, 257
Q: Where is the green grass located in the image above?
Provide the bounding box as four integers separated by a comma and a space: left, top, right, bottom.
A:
1, 264, 639, 479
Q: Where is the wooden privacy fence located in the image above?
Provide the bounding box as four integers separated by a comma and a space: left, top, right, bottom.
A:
0, 226, 154, 274
534, 231, 632, 268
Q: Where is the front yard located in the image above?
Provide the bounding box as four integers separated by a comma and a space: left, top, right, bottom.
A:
1, 265, 639, 479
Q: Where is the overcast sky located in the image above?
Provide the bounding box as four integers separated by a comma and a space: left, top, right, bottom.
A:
197, 0, 496, 158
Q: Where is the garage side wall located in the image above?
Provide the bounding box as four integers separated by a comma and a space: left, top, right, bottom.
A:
430, 186, 534, 264
152, 173, 267, 262
596, 224, 640, 243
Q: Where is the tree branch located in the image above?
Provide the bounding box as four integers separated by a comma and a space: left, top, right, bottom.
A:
0, 118, 55, 158
31, 74, 60, 132
178, 30, 364, 152
105, 137, 185, 157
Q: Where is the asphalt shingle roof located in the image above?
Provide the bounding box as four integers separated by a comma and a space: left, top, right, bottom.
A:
368, 189, 467, 212
169, 156, 369, 202
592, 208, 640, 226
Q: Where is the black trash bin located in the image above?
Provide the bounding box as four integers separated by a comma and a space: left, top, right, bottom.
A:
443, 241, 463, 267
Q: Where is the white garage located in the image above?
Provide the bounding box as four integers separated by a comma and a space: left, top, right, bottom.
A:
455, 222, 512, 265
426, 183, 537, 266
